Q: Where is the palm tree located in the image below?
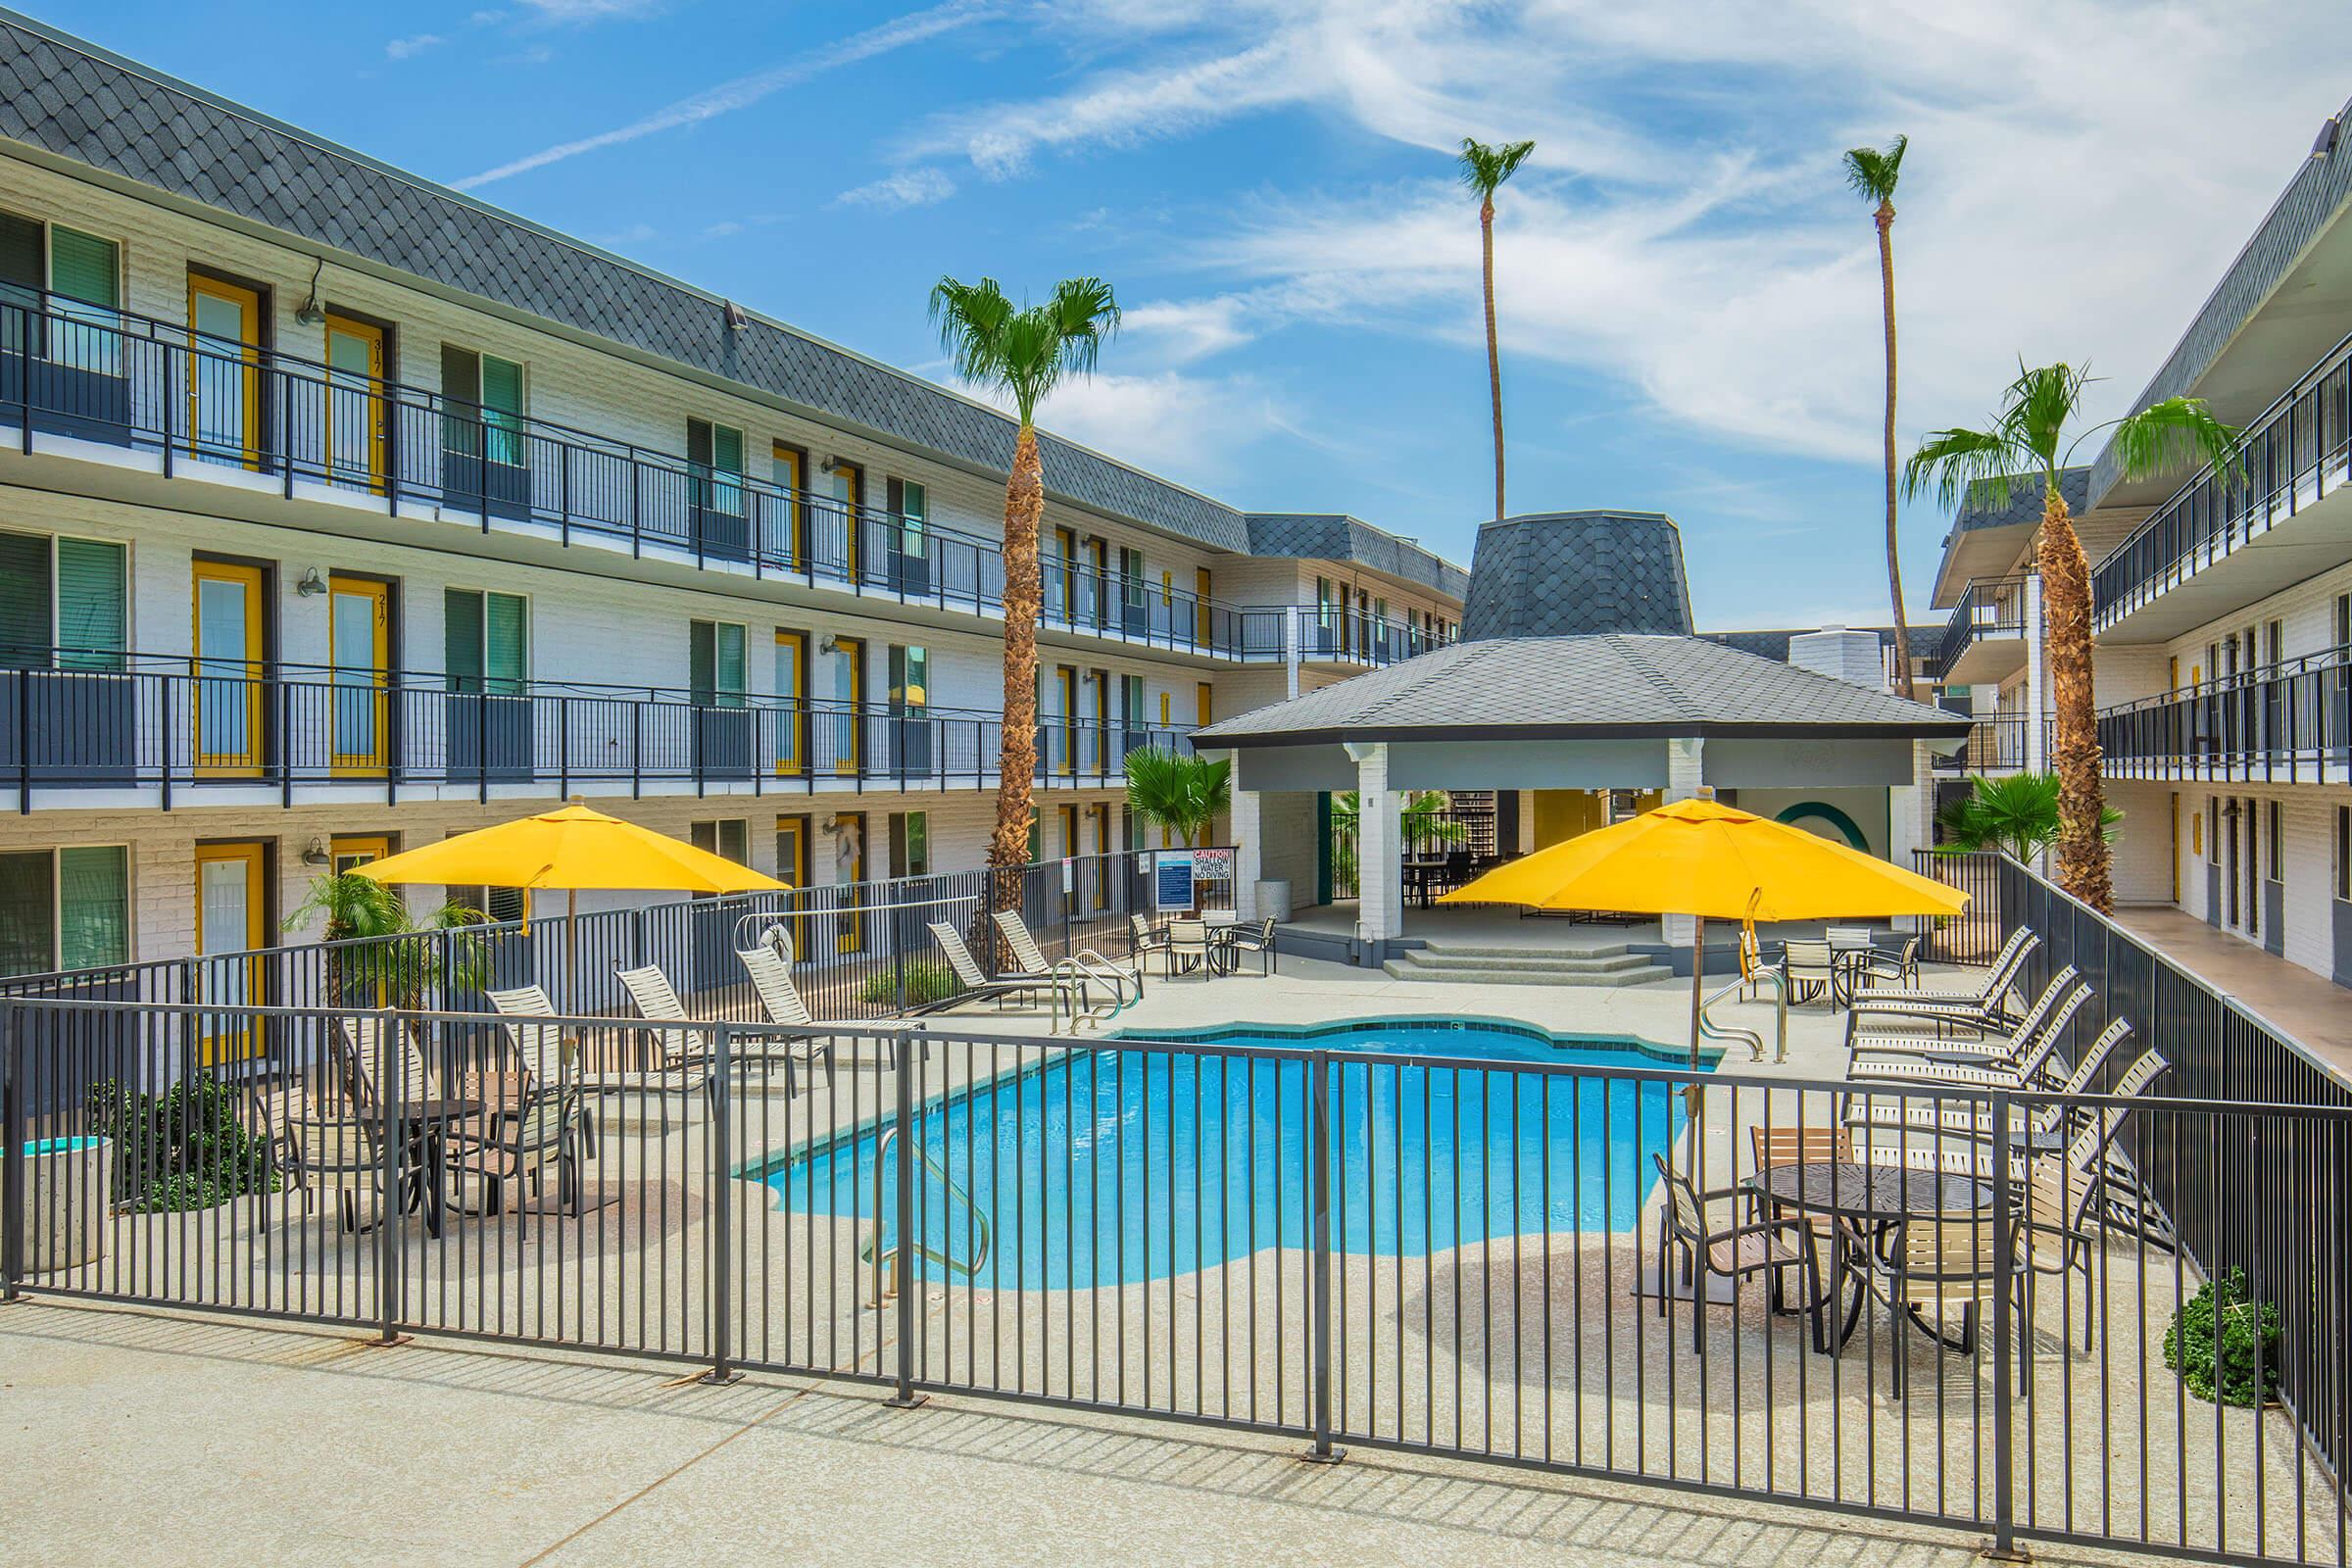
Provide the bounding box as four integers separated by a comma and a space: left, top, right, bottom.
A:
1457, 136, 1535, 520
1843, 133, 1917, 699
930, 275, 1121, 908
1935, 771, 2119, 865
283, 871, 487, 1007
1123, 747, 1230, 848
1904, 364, 2237, 910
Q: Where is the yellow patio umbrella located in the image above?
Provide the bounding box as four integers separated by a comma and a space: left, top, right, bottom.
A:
356, 800, 785, 1012
1440, 794, 1968, 1069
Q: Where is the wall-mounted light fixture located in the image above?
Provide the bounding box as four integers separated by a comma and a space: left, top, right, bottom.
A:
294, 257, 327, 326
296, 567, 328, 597
818, 634, 841, 655
300, 836, 330, 866
819, 455, 846, 473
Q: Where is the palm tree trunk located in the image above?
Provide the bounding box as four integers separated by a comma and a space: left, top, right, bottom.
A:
1876, 201, 1915, 699
988, 424, 1046, 913
2038, 484, 2112, 910
1481, 197, 1505, 521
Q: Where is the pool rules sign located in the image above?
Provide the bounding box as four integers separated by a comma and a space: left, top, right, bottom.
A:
1154, 848, 1233, 912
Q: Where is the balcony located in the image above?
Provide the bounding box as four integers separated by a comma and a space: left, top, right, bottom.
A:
0, 293, 1292, 663
2091, 329, 2352, 642
2097, 646, 2352, 785
0, 652, 1193, 808
1928, 714, 2039, 775
1294, 605, 1454, 668
1936, 575, 2032, 685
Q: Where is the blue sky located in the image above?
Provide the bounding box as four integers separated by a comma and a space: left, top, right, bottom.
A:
32, 0, 2352, 627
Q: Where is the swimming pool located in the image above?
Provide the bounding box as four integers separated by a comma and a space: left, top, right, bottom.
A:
765, 1017, 1708, 1289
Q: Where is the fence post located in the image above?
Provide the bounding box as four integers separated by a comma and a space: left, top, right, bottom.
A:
1986, 1085, 2021, 1560
700, 1022, 741, 1385
1304, 1048, 1342, 1463
886, 1031, 924, 1408
1, 1001, 21, 1302
372, 1006, 409, 1347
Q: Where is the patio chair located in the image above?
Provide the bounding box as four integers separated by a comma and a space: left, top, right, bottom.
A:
1848, 928, 2037, 1032
1222, 916, 1278, 976
336, 1013, 436, 1112
1780, 939, 1838, 1006
923, 920, 1088, 1014
447, 1080, 586, 1218
993, 908, 1139, 1004
1166, 917, 1215, 978
1846, 934, 1921, 992
1650, 1152, 1825, 1354
600, 963, 727, 1115
1845, 968, 2084, 1075
283, 1087, 385, 1235
485, 985, 568, 1089
2016, 1048, 2170, 1348
1129, 912, 1171, 969
1867, 1208, 2028, 1396
731, 942, 857, 1083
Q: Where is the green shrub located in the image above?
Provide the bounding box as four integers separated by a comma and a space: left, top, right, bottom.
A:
84, 1075, 278, 1213
859, 962, 960, 1008
2163, 1269, 2279, 1407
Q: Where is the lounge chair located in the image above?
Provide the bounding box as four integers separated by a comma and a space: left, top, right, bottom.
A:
485, 984, 568, 1089
924, 920, 1088, 1013
992, 908, 1138, 1004
1848, 928, 2037, 1033
1650, 1152, 1824, 1353
1847, 1016, 2133, 1145
2016, 1048, 2171, 1346
732, 942, 859, 1082
1845, 968, 2083, 1074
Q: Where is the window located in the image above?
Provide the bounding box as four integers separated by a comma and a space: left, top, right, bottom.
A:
1120, 547, 1148, 610
687, 418, 745, 517
0, 845, 129, 975
0, 529, 125, 669
690, 620, 747, 708
445, 589, 528, 693
446, 827, 527, 924
1026, 806, 1042, 862
441, 346, 524, 468
2267, 800, 2283, 883
691, 818, 750, 865
2335, 594, 2350, 652
886, 476, 927, 557
2265, 619, 2283, 668
0, 213, 122, 371
888, 809, 928, 879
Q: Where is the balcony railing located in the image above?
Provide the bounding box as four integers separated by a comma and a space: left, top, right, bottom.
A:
2097, 644, 2352, 782
0, 292, 1293, 662
1928, 715, 2040, 774
1936, 574, 2031, 678
0, 652, 1192, 807
2091, 328, 2352, 629
1294, 605, 1454, 667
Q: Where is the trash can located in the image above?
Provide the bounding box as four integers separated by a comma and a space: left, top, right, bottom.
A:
21, 1135, 113, 1271
1255, 879, 1293, 922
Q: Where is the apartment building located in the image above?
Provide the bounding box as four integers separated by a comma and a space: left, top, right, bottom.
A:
1928, 90, 2352, 989
0, 16, 1466, 978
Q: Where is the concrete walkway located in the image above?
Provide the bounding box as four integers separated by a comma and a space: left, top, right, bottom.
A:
0, 1299, 2192, 1567
2108, 906, 2352, 1078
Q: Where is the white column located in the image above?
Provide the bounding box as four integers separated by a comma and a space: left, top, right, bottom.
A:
1231, 777, 1263, 922
1346, 742, 1403, 946
1284, 605, 1301, 700
1660, 738, 1705, 958
2023, 573, 2047, 774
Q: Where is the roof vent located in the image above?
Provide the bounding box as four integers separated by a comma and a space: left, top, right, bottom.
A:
2315, 117, 2340, 161
1788, 627, 1887, 692
723, 300, 750, 332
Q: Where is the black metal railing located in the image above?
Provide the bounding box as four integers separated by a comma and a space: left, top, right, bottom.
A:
0, 652, 1196, 807
2098, 646, 2352, 782
1929, 715, 2031, 774
0, 847, 1239, 1028
1293, 605, 1454, 667
2092, 328, 2352, 630
1937, 575, 2031, 676
4, 998, 2344, 1565
0, 292, 1294, 662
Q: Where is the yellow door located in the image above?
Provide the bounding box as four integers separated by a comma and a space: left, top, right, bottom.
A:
1196, 567, 1213, 644
831, 460, 864, 578
774, 629, 808, 776
1197, 682, 1213, 728
331, 834, 392, 875
194, 841, 268, 1064
832, 811, 866, 954
328, 575, 389, 774
775, 812, 811, 958
1056, 665, 1078, 774
187, 275, 263, 468
828, 635, 864, 774
323, 315, 387, 491
771, 443, 807, 568
1532, 790, 1604, 849
193, 561, 267, 776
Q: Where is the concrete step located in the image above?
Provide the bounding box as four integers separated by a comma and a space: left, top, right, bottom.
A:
1401, 940, 1634, 962
1394, 947, 1651, 974
1381, 957, 1675, 988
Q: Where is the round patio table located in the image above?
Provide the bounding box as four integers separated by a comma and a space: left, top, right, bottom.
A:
1747, 1160, 1990, 1348
395, 1097, 483, 1239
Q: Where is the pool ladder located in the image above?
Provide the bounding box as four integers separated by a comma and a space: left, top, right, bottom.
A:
862, 1126, 992, 1302
1698, 968, 1788, 1063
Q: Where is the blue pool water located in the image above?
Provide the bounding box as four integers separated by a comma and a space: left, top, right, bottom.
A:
765, 1018, 1706, 1289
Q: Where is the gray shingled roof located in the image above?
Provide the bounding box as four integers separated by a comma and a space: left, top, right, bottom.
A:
0, 10, 1468, 589
1460, 512, 1695, 639
2085, 94, 2352, 506
1196, 635, 1973, 745
1244, 514, 1470, 598
1943, 468, 2088, 538
1700, 622, 1947, 662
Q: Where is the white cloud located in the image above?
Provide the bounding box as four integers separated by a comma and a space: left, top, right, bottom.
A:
960, 370, 1285, 488
456, 0, 991, 189
384, 33, 445, 60
514, 0, 659, 20
835, 167, 957, 212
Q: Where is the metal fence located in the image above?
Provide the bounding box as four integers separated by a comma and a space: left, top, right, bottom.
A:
2099, 649, 2352, 784
4, 1003, 2345, 1564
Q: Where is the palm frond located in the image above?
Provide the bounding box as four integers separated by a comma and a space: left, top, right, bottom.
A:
1047, 274, 1121, 377
1123, 748, 1230, 847
928, 275, 1013, 385
2102, 395, 2242, 486
1457, 136, 1536, 198
1902, 425, 2021, 511
1997, 361, 2090, 473
1840, 133, 1907, 204
931, 273, 1121, 427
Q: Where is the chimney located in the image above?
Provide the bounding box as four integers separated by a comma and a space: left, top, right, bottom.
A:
1787, 625, 1888, 692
